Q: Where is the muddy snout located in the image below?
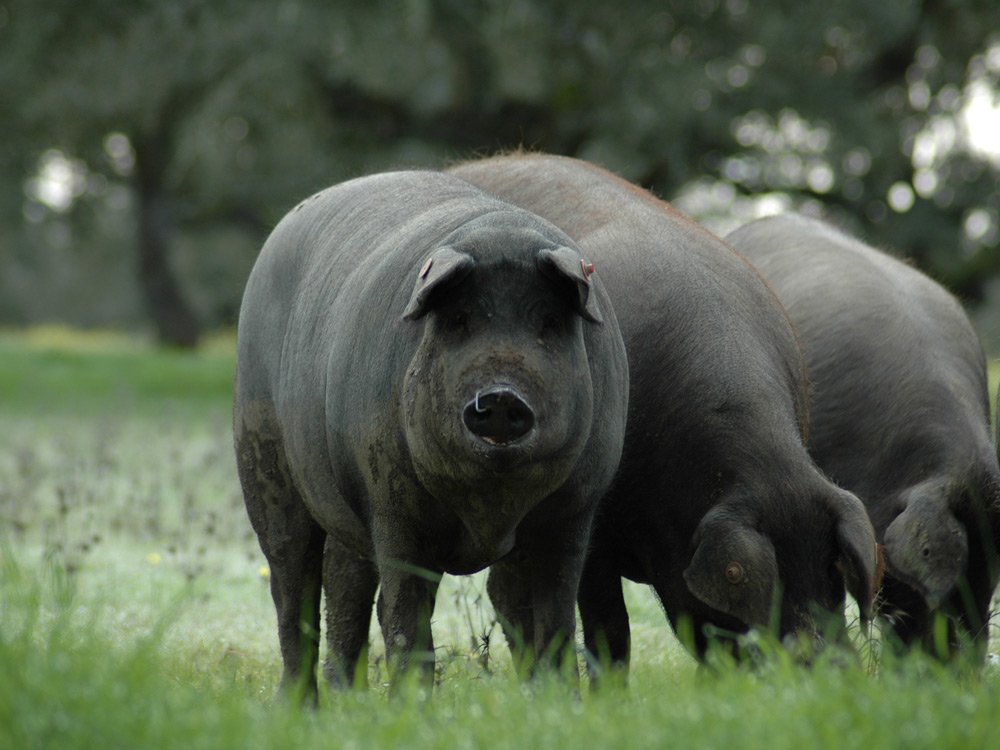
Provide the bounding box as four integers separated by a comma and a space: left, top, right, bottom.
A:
463, 385, 535, 446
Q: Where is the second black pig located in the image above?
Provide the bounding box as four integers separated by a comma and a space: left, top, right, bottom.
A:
450, 153, 879, 671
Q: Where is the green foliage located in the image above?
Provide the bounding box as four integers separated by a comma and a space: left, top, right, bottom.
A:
3, 552, 1000, 750
0, 328, 234, 415
3, 0, 1000, 336
2, 332, 1000, 749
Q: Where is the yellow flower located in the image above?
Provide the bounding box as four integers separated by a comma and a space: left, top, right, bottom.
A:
258, 565, 270, 580
147, 552, 162, 565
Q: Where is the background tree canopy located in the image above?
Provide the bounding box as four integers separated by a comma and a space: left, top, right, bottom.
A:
2, 0, 999, 347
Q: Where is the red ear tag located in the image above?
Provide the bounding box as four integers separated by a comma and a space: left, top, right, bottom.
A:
419, 257, 434, 279
581, 260, 595, 279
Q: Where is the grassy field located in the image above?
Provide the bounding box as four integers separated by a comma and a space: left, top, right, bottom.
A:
2, 327, 1000, 749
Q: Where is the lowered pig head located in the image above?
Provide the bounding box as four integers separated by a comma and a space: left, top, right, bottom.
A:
684, 486, 879, 643
883, 477, 968, 609
684, 505, 779, 630
400, 220, 603, 554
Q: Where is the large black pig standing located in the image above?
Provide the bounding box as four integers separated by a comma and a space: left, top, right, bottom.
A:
727, 214, 1000, 657
450, 153, 879, 671
234, 170, 628, 701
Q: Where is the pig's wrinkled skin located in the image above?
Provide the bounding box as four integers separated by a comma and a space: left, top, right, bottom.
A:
727, 213, 1000, 657
450, 153, 879, 672
234, 170, 628, 701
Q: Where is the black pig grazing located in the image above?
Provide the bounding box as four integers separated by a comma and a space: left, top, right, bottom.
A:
449, 153, 878, 670
234, 170, 628, 700
726, 214, 1000, 657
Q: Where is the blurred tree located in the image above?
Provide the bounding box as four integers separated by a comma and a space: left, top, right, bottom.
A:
1, 0, 999, 342
1, 0, 344, 345
294, 0, 1000, 300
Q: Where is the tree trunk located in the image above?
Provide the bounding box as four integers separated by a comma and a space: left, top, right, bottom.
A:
133, 135, 201, 348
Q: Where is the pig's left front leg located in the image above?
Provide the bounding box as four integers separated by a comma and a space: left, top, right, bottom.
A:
490, 511, 591, 681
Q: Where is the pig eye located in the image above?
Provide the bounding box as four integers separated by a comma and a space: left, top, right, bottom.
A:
725, 561, 745, 584
540, 311, 567, 336
445, 310, 470, 331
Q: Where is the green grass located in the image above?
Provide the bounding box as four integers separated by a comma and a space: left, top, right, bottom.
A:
0, 326, 235, 415
2, 329, 1000, 749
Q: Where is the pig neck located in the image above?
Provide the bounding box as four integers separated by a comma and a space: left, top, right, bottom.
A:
440, 516, 518, 575
725, 438, 827, 517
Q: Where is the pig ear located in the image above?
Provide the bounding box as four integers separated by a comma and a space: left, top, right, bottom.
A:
828, 490, 880, 621
537, 246, 603, 324
402, 246, 476, 321
683, 506, 778, 628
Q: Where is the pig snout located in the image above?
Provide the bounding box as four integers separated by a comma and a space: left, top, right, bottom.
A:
463, 385, 536, 445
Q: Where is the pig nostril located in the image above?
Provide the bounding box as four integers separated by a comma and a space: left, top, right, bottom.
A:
463, 387, 535, 445
506, 402, 532, 436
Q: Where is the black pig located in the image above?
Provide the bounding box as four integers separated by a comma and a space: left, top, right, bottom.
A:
234, 170, 628, 700
727, 213, 1000, 657
450, 153, 879, 670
